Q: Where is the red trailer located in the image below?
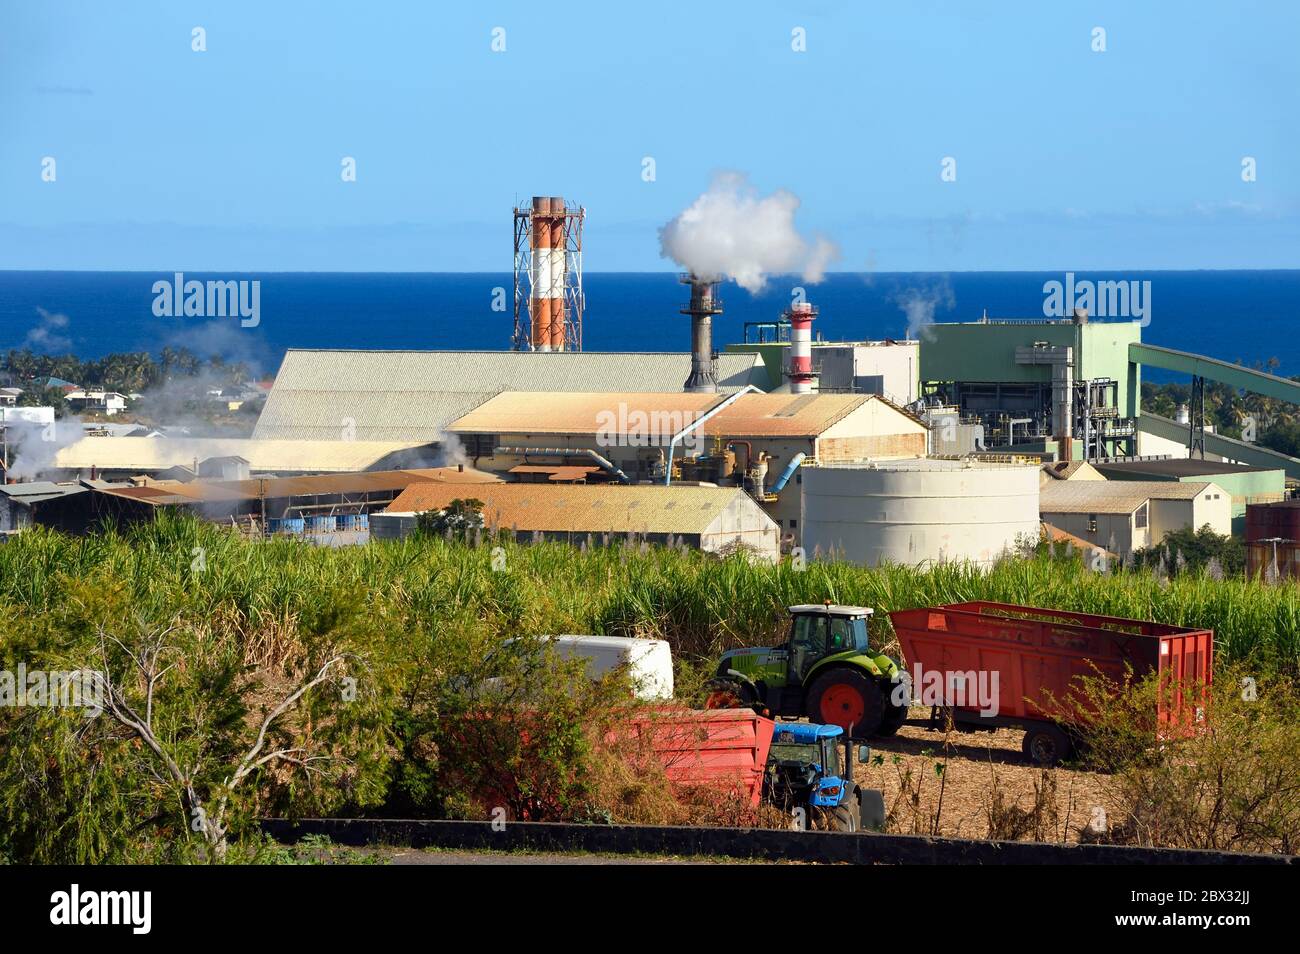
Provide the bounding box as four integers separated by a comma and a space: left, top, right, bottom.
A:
615, 707, 776, 807
888, 602, 1213, 765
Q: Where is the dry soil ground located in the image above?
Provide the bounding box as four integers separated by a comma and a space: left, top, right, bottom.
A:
855, 710, 1112, 842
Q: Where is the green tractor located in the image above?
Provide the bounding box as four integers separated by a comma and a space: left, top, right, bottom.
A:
707, 604, 909, 739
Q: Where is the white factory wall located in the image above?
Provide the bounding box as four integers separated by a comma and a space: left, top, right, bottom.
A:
812, 342, 919, 403
1150, 487, 1232, 540
1040, 511, 1141, 557
1137, 427, 1223, 462
701, 494, 781, 561
800, 462, 1040, 567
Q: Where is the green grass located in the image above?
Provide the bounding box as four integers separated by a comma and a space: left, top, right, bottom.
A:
1, 514, 1297, 674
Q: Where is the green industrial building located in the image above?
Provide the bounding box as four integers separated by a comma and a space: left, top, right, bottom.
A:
918, 314, 1141, 459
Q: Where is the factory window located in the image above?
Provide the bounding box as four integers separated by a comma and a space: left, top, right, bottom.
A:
1135, 503, 1148, 529
1088, 514, 1098, 533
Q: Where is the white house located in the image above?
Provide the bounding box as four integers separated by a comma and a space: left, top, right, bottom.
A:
65, 390, 129, 416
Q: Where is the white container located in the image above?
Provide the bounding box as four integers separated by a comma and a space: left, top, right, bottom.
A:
540, 635, 674, 701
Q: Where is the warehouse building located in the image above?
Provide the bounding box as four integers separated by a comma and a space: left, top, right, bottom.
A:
252, 349, 766, 442
49, 436, 441, 480
1038, 480, 1231, 560
445, 390, 928, 546
800, 457, 1041, 567
13, 467, 499, 536
725, 339, 919, 402
1089, 457, 1284, 532
373, 483, 780, 561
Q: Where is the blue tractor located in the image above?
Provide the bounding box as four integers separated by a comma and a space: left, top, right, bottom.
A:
762, 721, 885, 832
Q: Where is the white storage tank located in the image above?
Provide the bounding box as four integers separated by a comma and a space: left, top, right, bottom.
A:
801, 458, 1040, 567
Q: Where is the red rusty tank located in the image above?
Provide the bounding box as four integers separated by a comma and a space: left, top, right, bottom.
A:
888, 602, 1213, 764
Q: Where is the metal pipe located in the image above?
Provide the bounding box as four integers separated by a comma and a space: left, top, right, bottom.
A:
770, 452, 806, 494
664, 386, 758, 486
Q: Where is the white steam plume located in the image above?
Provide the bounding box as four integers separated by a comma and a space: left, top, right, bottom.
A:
658, 172, 838, 293
895, 282, 955, 342
4, 417, 85, 480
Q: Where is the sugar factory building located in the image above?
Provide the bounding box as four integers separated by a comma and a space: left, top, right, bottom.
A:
6, 194, 1299, 569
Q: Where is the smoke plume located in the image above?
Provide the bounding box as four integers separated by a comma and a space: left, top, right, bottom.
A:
895, 282, 955, 341
4, 416, 85, 480
658, 172, 838, 293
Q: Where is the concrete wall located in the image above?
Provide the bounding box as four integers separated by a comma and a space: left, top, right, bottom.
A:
801, 462, 1041, 566
812, 342, 920, 403
1150, 487, 1232, 539
1040, 510, 1140, 557
817, 399, 927, 462
702, 493, 781, 561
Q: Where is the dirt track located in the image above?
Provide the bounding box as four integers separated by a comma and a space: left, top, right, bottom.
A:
856, 711, 1112, 842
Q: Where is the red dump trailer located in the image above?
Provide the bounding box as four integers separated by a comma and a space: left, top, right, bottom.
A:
888, 601, 1213, 765
617, 707, 776, 807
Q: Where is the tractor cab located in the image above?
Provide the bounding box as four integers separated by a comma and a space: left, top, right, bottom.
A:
712, 603, 906, 738
763, 721, 880, 831
784, 604, 874, 682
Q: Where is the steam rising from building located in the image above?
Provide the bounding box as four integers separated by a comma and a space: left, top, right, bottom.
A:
658, 172, 837, 293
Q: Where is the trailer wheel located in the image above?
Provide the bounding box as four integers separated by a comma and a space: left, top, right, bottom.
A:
1022, 724, 1074, 766
808, 669, 883, 738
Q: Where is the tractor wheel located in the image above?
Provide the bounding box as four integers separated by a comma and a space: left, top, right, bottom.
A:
826, 800, 860, 833
1021, 723, 1074, 766
875, 700, 909, 738
807, 669, 884, 738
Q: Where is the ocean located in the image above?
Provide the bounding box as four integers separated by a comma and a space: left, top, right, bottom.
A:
1, 270, 1296, 383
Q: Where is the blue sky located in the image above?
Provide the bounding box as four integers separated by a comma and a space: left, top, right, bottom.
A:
1, 0, 1296, 271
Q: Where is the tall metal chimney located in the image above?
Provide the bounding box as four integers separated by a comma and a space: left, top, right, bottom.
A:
680, 274, 722, 393
528, 196, 562, 352
513, 196, 584, 352
784, 301, 818, 393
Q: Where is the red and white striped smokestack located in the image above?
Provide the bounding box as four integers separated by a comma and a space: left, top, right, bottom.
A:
787, 301, 817, 393
529, 196, 566, 352
548, 197, 567, 350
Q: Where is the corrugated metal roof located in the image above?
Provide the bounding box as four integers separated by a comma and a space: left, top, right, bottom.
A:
448, 391, 724, 436
1040, 480, 1221, 514
384, 483, 770, 535
252, 349, 766, 442
53, 437, 433, 474
95, 467, 501, 506
704, 393, 871, 437
447, 391, 902, 439
0, 481, 89, 504
507, 464, 602, 482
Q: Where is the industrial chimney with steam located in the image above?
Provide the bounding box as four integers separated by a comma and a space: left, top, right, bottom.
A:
680, 274, 723, 393
785, 300, 818, 393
